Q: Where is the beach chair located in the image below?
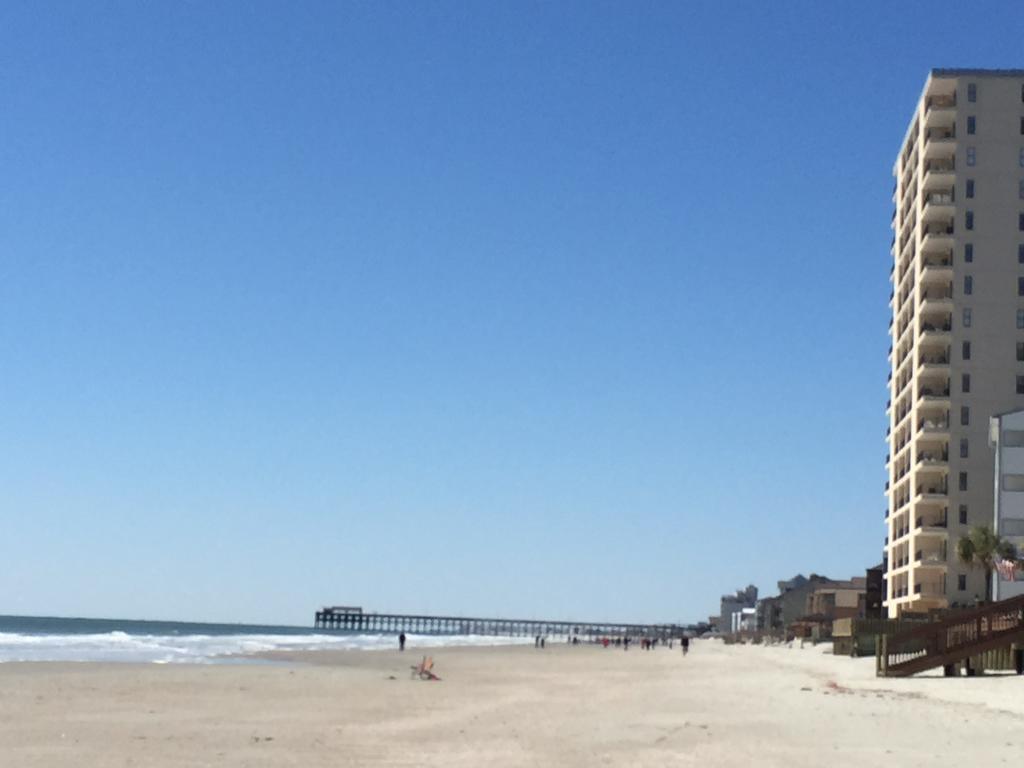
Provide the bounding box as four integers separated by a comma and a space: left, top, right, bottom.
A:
410, 655, 441, 681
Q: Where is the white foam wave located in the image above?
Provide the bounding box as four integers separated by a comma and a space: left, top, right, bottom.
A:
0, 632, 536, 664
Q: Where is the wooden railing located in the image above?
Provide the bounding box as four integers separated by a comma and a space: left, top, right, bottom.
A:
878, 594, 1024, 677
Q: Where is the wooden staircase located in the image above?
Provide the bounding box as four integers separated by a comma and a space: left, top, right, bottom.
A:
877, 594, 1024, 677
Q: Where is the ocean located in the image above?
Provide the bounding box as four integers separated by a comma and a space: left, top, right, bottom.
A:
0, 615, 533, 664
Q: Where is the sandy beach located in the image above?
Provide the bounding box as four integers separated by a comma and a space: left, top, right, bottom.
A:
1, 639, 1021, 767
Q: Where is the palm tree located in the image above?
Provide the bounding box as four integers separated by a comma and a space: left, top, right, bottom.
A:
956, 525, 1017, 602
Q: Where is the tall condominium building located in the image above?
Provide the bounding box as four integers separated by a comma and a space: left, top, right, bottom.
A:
886, 69, 1024, 617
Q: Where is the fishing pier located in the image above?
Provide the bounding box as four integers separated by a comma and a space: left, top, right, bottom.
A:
314, 606, 684, 639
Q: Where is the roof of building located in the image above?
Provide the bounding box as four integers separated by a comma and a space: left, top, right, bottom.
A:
931, 68, 1024, 77
777, 574, 808, 592
811, 578, 866, 593
991, 407, 1024, 419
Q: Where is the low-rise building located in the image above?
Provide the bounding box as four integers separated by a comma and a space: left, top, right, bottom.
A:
731, 607, 756, 633
779, 574, 831, 631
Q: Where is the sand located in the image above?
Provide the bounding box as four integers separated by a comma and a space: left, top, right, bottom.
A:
0, 639, 1021, 766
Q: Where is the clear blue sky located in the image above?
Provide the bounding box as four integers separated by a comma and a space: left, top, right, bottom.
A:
2, 1, 1022, 626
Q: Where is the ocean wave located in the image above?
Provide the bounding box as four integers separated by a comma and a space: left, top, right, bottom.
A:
0, 631, 536, 664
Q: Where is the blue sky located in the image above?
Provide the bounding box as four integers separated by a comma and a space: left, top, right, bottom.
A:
2, 1, 1022, 626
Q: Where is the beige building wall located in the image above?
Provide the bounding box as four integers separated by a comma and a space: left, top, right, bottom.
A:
886, 70, 1024, 617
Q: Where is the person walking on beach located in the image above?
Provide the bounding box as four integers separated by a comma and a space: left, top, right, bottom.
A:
681, 636, 689, 656
399, 633, 406, 651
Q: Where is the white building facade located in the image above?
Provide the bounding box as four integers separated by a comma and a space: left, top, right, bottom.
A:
989, 410, 1024, 600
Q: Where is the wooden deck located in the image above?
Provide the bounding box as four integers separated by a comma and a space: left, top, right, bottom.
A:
877, 594, 1024, 677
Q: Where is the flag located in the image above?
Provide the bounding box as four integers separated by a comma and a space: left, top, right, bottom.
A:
994, 556, 1017, 581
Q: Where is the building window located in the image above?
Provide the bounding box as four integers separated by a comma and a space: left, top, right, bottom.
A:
967, 116, 976, 134
967, 179, 975, 198
967, 146, 976, 166
964, 275, 973, 295
1020, 148, 1024, 167
964, 243, 974, 262
966, 211, 974, 230
1021, 83, 1024, 103
961, 438, 969, 458
968, 83, 977, 102
1020, 213, 1024, 231
963, 308, 972, 327
959, 505, 968, 525
1017, 375, 1024, 395
1019, 244, 1024, 263
1020, 117, 1024, 135
1020, 278, 1024, 297
959, 472, 968, 491
1018, 341, 1024, 361
963, 341, 971, 360
958, 574, 967, 591
961, 405, 970, 425
962, 373, 971, 393
1019, 309, 1024, 329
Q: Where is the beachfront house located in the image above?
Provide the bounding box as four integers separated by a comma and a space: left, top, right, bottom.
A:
730, 607, 756, 633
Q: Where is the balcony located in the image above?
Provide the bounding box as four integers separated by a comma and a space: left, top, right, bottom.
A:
917, 418, 950, 436
919, 317, 952, 338
914, 481, 948, 502
924, 94, 956, 121
912, 582, 946, 599
923, 128, 956, 159
916, 514, 950, 537
917, 385, 946, 409
914, 548, 947, 569
923, 159, 955, 186
921, 344, 950, 368
922, 221, 954, 237
920, 288, 954, 313
915, 447, 948, 467
922, 192, 955, 220
917, 385, 950, 404
920, 310, 952, 328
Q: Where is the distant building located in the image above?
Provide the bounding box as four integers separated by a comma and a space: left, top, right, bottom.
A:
718, 584, 757, 629
792, 578, 867, 640
778, 574, 831, 631
755, 596, 782, 633
731, 607, 756, 633
805, 579, 867, 621
990, 410, 1024, 600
